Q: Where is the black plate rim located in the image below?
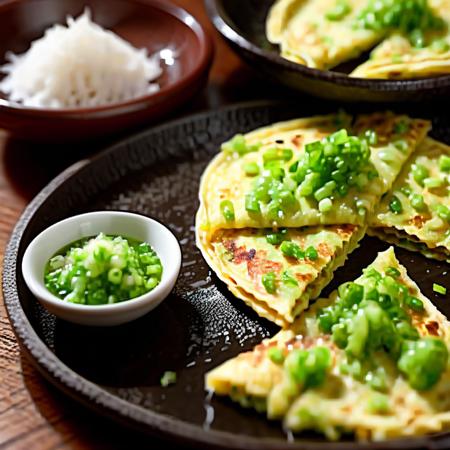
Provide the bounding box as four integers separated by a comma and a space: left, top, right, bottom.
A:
2, 101, 449, 450
204, 0, 450, 92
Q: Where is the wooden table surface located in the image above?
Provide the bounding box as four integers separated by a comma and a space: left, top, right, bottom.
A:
0, 1, 294, 449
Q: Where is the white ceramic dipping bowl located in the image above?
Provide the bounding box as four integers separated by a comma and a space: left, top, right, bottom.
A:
21, 211, 181, 326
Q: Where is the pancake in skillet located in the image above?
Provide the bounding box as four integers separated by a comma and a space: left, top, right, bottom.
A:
266, 0, 382, 69
206, 248, 450, 441
351, 0, 450, 79
198, 112, 430, 238
369, 137, 450, 262
196, 205, 365, 326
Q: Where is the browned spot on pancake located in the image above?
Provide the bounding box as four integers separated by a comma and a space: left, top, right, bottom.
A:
409, 215, 426, 228
291, 135, 303, 147
218, 188, 231, 200
295, 272, 314, 283
223, 240, 256, 264
425, 320, 440, 336
335, 224, 357, 239
247, 253, 282, 279
318, 242, 333, 258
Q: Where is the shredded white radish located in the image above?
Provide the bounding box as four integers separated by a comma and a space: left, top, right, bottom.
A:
0, 9, 162, 108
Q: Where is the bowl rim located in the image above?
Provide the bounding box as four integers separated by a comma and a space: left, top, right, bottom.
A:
0, 0, 213, 117
21, 210, 182, 314
204, 0, 450, 91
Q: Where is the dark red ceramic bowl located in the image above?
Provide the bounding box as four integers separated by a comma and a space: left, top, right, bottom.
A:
0, 0, 213, 141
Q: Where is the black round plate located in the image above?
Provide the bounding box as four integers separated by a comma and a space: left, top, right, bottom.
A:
3, 102, 450, 449
204, 0, 450, 103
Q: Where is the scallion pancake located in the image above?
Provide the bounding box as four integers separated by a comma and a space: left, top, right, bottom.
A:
198, 113, 430, 238
351, 0, 450, 79
206, 248, 450, 441
266, 0, 382, 69
351, 34, 450, 79
197, 202, 364, 326
369, 137, 450, 262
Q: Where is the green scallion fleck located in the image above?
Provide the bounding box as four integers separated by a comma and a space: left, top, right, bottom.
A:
433, 283, 447, 295
243, 162, 260, 176
220, 200, 235, 222
160, 371, 177, 387
305, 246, 319, 261
262, 272, 277, 294
439, 155, 450, 172
268, 347, 285, 364
424, 177, 444, 189
280, 241, 304, 259
325, 0, 351, 21
410, 193, 426, 212
389, 195, 403, 214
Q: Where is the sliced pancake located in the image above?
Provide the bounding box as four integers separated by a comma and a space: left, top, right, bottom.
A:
351, 0, 450, 79
351, 33, 450, 79
266, 0, 382, 69
197, 204, 365, 326
198, 112, 430, 238
369, 137, 450, 262
206, 247, 450, 441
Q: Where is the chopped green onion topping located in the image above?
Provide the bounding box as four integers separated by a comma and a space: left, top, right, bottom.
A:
245, 194, 261, 213
412, 163, 429, 186
263, 148, 293, 163
319, 198, 333, 213
424, 177, 444, 189
367, 393, 390, 414
280, 241, 304, 259
284, 346, 332, 389
266, 228, 288, 245
389, 195, 403, 214
410, 193, 426, 212
325, 0, 351, 21
315, 266, 448, 391
44, 234, 163, 305
433, 283, 447, 295
246, 128, 377, 220
262, 272, 277, 294
398, 338, 448, 390
268, 347, 285, 364
439, 155, 450, 172
431, 39, 450, 53
361, 129, 378, 145
281, 270, 299, 286
394, 120, 410, 135
220, 200, 235, 222
405, 295, 424, 312
243, 162, 260, 176
435, 204, 450, 222
305, 246, 319, 261
386, 267, 401, 278
355, 0, 446, 47
160, 371, 177, 387
222, 134, 261, 156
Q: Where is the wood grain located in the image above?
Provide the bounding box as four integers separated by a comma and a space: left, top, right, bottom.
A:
0, 1, 289, 448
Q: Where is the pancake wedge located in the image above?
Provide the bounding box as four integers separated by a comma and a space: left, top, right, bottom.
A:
351, 0, 450, 79
206, 248, 450, 441
266, 0, 382, 69
369, 137, 450, 262
198, 113, 430, 238
351, 34, 450, 79
197, 205, 365, 326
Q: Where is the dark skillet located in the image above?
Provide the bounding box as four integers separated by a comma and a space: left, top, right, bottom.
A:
204, 0, 450, 102
3, 101, 450, 449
